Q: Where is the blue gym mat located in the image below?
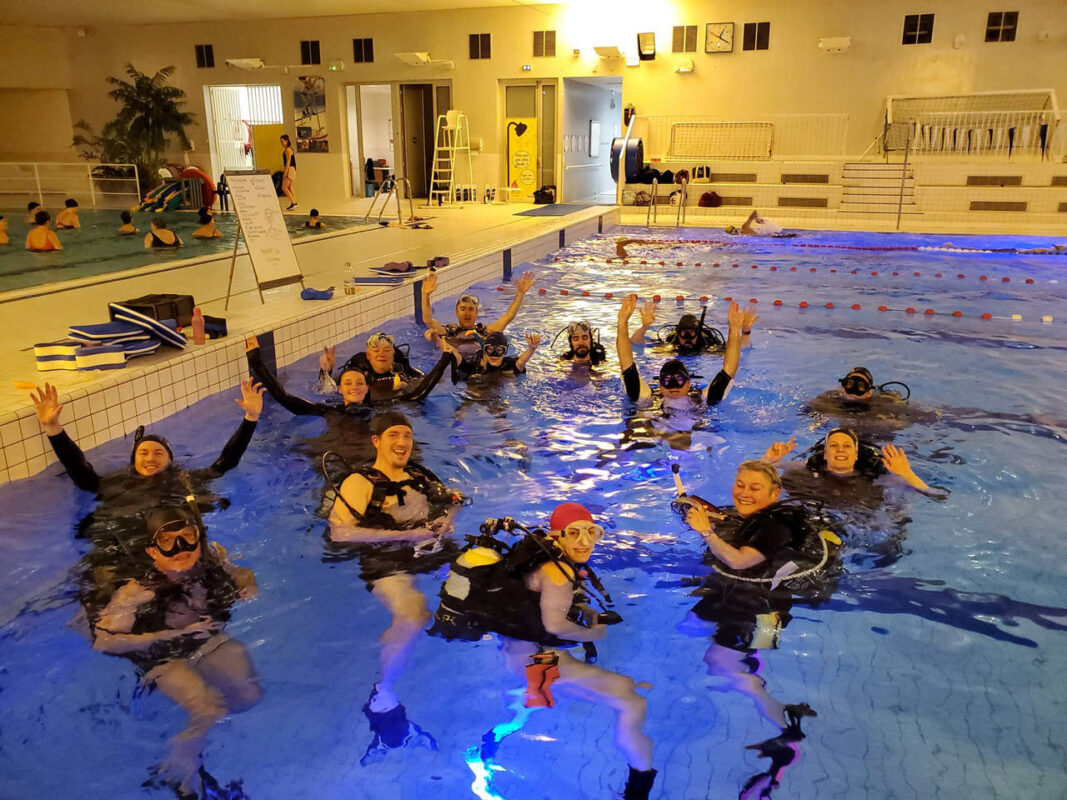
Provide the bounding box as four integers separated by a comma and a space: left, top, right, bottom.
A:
513, 204, 598, 217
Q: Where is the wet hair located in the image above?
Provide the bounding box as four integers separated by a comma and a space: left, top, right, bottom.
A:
338, 363, 369, 383
676, 314, 700, 331
27, 201, 40, 212
34, 210, 50, 226
130, 430, 174, 464
65, 198, 79, 208
152, 215, 168, 229
120, 211, 132, 224
281, 134, 292, 147
736, 460, 782, 490
309, 208, 319, 217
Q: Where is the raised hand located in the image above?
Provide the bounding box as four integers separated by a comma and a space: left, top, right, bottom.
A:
319, 344, 336, 373
740, 305, 760, 333
236, 378, 266, 421
245, 335, 259, 352
619, 293, 638, 321
422, 271, 438, 295
880, 444, 912, 477
525, 332, 542, 350
639, 300, 657, 328
763, 438, 797, 463
30, 383, 63, 435
727, 301, 744, 331
515, 271, 536, 294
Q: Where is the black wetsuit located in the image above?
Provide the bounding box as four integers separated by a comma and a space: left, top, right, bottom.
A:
691, 507, 834, 651
622, 364, 733, 408
444, 323, 488, 366
456, 356, 525, 381
93, 553, 239, 675
325, 463, 459, 588
805, 391, 935, 443
48, 419, 256, 558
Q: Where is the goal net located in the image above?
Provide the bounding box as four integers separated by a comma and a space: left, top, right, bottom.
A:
884, 90, 1060, 156
668, 121, 774, 160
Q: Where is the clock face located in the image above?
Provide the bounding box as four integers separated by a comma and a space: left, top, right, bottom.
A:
706, 22, 734, 53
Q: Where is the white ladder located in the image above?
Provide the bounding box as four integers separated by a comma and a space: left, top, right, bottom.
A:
428, 111, 474, 207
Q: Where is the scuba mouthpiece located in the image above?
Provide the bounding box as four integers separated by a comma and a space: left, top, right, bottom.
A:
669, 464, 724, 519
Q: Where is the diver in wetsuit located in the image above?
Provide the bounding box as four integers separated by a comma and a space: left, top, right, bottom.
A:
451, 331, 540, 380
626, 300, 733, 356
328, 411, 465, 765
680, 460, 825, 798
805, 366, 935, 443
420, 270, 537, 367
29, 380, 264, 565
89, 506, 260, 799
319, 331, 426, 393
555, 320, 608, 368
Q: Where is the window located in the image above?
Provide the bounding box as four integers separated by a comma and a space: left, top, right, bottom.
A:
533, 30, 556, 57
985, 11, 1018, 42
902, 14, 934, 45
469, 33, 491, 59
742, 22, 770, 51
672, 25, 697, 53
353, 38, 374, 63
194, 44, 215, 69
300, 40, 321, 65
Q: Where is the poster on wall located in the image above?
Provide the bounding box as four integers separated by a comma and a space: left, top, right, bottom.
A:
294, 75, 328, 153
506, 117, 537, 202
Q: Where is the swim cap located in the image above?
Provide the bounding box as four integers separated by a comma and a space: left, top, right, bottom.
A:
130, 426, 174, 464
371, 410, 412, 436
676, 314, 700, 331
549, 502, 594, 531
484, 331, 508, 347
658, 359, 690, 381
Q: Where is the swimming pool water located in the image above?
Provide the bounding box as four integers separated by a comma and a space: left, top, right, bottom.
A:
0, 208, 365, 292
1, 227, 1065, 799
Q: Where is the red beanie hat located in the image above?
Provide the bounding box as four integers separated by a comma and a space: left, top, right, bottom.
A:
549, 502, 594, 531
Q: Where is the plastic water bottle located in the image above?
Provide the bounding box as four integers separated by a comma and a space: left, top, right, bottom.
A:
191, 307, 206, 345
344, 261, 355, 295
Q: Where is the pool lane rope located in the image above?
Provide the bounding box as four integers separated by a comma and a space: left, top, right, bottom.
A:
555, 255, 1058, 286
528, 285, 1055, 323
595, 236, 1067, 257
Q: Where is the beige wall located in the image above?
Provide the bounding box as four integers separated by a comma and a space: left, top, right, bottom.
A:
0, 90, 75, 161
3, 1, 1064, 200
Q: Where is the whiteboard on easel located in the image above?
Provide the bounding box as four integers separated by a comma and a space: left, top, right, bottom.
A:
225, 170, 304, 290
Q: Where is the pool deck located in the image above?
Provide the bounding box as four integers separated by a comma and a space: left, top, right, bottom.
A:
0, 198, 616, 484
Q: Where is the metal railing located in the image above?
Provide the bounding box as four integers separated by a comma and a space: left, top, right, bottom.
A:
0, 161, 140, 207
646, 178, 659, 225
675, 179, 688, 226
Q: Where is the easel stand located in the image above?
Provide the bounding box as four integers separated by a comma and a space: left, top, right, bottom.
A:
224, 223, 306, 309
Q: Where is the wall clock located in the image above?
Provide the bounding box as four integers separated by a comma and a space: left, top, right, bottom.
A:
706, 22, 734, 53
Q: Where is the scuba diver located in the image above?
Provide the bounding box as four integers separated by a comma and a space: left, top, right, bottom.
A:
420, 269, 537, 365
627, 299, 732, 355
677, 460, 831, 798
318, 331, 425, 393
428, 504, 656, 800
805, 366, 935, 441
450, 331, 540, 380
247, 334, 459, 411
88, 505, 260, 800
327, 411, 466, 766
617, 294, 757, 413
553, 320, 608, 367
29, 380, 264, 561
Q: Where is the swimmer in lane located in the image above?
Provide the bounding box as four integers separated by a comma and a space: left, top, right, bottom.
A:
145, 215, 182, 249
117, 210, 139, 235
55, 197, 81, 229
192, 207, 222, 239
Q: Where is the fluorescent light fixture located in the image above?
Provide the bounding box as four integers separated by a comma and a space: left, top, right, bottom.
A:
225, 58, 266, 70
396, 51, 432, 65
594, 46, 624, 59
817, 36, 851, 53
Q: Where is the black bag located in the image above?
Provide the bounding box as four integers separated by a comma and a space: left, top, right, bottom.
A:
533, 185, 556, 204
112, 293, 196, 327
699, 191, 722, 208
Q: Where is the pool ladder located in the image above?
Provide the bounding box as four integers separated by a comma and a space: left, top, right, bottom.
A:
362, 176, 417, 226
644, 178, 688, 227
645, 178, 659, 226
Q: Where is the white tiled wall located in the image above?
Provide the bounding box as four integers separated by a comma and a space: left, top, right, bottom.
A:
0, 212, 616, 485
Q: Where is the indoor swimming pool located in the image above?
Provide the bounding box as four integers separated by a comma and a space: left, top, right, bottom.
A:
0, 208, 366, 292
0, 227, 1065, 799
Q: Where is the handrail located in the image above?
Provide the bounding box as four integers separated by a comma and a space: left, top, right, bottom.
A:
895, 124, 913, 231
676, 179, 688, 226
0, 161, 140, 207
646, 178, 658, 226
394, 177, 416, 224
616, 112, 636, 207
856, 132, 884, 163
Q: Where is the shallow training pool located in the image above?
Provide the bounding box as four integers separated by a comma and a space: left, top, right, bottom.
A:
0, 227, 1065, 799
0, 208, 364, 292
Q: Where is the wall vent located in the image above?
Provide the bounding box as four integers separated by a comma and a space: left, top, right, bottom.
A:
969, 201, 1027, 211
778, 197, 828, 208
966, 175, 1022, 186
781, 173, 829, 184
